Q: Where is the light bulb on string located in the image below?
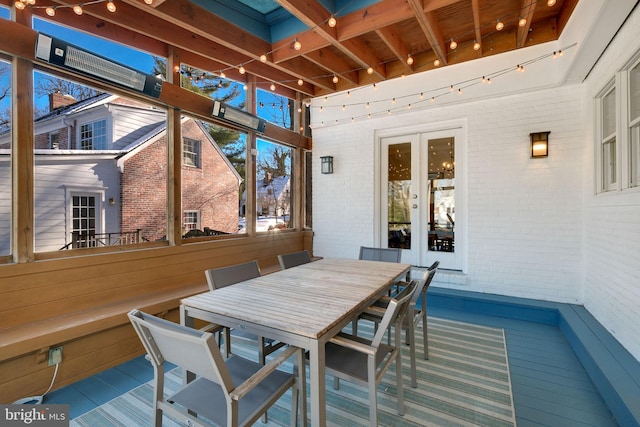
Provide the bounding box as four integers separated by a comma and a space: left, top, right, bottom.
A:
449, 39, 457, 50
518, 17, 526, 27
238, 65, 245, 74
259, 54, 267, 62
14, 1, 25, 9
434, 59, 440, 67
496, 20, 504, 31
367, 67, 374, 75
328, 16, 337, 28
73, 4, 84, 15
297, 79, 304, 86
45, 6, 56, 16
293, 39, 302, 50
473, 41, 481, 51
270, 83, 276, 91
547, 0, 556, 6
332, 74, 339, 84
107, 0, 116, 12
407, 54, 413, 65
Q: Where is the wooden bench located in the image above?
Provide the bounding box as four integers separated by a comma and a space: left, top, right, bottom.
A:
0, 283, 207, 363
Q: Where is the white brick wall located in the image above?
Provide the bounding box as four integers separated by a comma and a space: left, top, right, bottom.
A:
580, 5, 640, 362
313, 84, 585, 303
312, 4, 640, 363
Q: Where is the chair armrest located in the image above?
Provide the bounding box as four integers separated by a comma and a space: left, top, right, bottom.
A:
329, 334, 375, 356
230, 345, 300, 401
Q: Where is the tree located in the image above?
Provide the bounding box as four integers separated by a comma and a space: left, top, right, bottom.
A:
151, 57, 246, 176
0, 62, 11, 129
257, 145, 290, 178
34, 75, 101, 104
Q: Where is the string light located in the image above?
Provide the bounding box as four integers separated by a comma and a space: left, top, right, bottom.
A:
332, 74, 339, 84
434, 59, 441, 67
73, 4, 83, 15
473, 41, 481, 51
270, 83, 276, 91
45, 5, 55, 15
298, 79, 304, 86
238, 65, 245, 74
449, 39, 457, 50
260, 54, 268, 62
306, 45, 575, 129
407, 54, 414, 65
328, 16, 337, 28
496, 20, 504, 31
106, 0, 116, 12
367, 67, 374, 75
293, 39, 302, 51
547, 0, 556, 6
144, 0, 153, 4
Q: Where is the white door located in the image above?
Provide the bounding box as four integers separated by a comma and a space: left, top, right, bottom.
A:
381, 128, 463, 270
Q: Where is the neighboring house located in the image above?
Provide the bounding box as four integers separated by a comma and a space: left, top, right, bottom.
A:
0, 93, 241, 253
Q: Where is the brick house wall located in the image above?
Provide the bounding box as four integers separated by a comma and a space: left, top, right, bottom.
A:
120, 118, 239, 242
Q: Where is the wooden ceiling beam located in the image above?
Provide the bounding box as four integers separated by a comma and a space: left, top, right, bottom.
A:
302, 49, 360, 85
471, 0, 483, 54
276, 0, 386, 79
375, 27, 413, 73
516, 0, 536, 48
407, 0, 448, 66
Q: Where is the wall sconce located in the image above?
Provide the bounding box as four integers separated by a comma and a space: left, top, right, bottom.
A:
108, 197, 115, 205
320, 156, 334, 174
530, 132, 550, 158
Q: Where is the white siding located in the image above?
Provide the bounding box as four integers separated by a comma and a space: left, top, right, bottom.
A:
32, 156, 121, 252
111, 105, 165, 150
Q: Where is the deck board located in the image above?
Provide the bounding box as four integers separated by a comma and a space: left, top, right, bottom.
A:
46, 300, 618, 425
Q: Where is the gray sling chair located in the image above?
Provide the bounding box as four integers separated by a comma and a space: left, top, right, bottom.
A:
128, 310, 306, 427
277, 249, 312, 269
204, 261, 286, 365
358, 269, 437, 388
324, 281, 416, 427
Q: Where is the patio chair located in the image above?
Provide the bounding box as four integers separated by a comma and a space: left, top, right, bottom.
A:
325, 282, 415, 427
205, 261, 286, 365
128, 310, 305, 427
359, 269, 436, 387
358, 246, 402, 263
277, 250, 311, 269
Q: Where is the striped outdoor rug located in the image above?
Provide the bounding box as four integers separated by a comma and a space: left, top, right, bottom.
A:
71, 317, 516, 427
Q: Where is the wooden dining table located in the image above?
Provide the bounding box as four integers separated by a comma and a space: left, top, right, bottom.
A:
180, 257, 411, 427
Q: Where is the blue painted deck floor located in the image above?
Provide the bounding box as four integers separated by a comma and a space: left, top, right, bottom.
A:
44, 305, 618, 426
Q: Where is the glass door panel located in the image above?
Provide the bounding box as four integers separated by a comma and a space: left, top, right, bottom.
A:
388, 142, 412, 249
427, 137, 455, 253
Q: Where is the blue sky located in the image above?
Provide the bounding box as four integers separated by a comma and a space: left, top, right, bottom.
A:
1, 6, 289, 165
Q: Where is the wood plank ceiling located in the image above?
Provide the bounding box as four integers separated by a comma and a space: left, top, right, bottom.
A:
9, 0, 579, 102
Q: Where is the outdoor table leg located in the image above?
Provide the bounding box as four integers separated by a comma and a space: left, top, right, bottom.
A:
308, 340, 326, 427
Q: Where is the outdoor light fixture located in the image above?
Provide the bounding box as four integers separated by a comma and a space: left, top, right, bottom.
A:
530, 132, 550, 158
320, 156, 334, 174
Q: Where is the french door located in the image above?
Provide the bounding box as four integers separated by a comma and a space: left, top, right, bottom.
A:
381, 128, 463, 270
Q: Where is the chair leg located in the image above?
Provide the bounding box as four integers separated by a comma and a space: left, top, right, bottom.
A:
367, 358, 378, 427
295, 349, 307, 427
224, 327, 231, 358
394, 326, 405, 416
407, 324, 417, 388
422, 307, 429, 360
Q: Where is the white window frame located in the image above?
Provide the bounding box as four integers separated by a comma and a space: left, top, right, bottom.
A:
183, 137, 201, 168
183, 210, 200, 233
595, 49, 640, 194
78, 118, 108, 150
49, 131, 59, 149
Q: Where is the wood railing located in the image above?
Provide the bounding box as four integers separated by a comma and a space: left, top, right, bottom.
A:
60, 230, 146, 249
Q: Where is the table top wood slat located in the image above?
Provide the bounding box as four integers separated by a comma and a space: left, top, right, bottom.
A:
181, 258, 410, 339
